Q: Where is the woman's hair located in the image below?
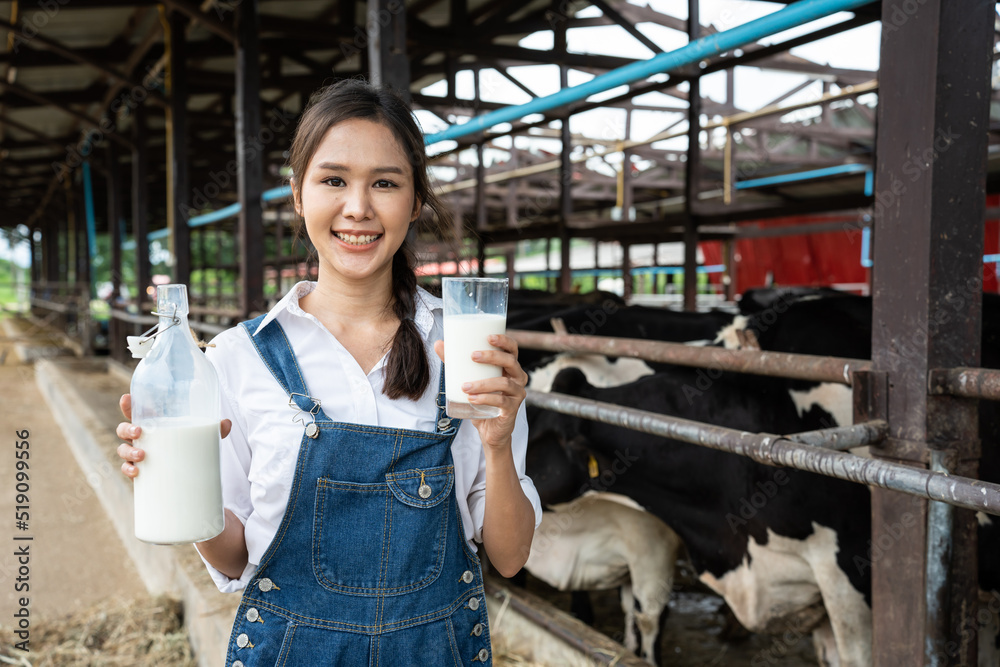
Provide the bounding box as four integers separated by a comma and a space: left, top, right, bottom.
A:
287, 79, 452, 401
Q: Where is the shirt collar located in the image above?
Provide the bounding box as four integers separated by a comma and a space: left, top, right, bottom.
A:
252, 281, 442, 337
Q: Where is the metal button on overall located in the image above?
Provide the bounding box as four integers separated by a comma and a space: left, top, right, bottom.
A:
236, 633, 250, 648
232, 661, 244, 667
462, 570, 474, 583
245, 608, 259, 623
472, 623, 484, 637
468, 596, 480, 611
257, 578, 274, 592
475, 648, 490, 662
437, 417, 452, 430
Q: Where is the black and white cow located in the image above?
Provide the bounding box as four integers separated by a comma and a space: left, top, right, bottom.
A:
528, 367, 873, 665
526, 290, 1000, 666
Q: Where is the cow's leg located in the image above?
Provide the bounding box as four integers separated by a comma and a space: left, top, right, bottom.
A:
811, 618, 841, 667
804, 526, 872, 667
619, 584, 640, 655
628, 565, 673, 665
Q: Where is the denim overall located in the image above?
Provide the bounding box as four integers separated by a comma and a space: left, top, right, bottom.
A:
225, 316, 492, 666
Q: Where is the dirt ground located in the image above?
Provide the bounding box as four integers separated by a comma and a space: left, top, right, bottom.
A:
0, 315, 188, 664
0, 360, 146, 622
517, 567, 819, 667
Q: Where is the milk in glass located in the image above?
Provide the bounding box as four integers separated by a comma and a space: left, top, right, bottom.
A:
442, 278, 508, 419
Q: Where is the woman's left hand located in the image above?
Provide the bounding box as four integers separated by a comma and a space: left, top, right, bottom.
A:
433, 334, 529, 450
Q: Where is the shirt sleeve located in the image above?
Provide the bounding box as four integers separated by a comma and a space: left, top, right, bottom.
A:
466, 401, 544, 544
199, 341, 257, 593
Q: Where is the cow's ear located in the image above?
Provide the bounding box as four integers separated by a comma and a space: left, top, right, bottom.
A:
551, 367, 589, 395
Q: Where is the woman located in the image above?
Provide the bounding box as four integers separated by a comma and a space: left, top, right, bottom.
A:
116, 79, 541, 666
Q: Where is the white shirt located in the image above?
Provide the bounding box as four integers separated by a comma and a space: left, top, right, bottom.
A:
200, 281, 543, 593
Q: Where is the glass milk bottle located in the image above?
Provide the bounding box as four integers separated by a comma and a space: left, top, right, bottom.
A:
130, 284, 224, 544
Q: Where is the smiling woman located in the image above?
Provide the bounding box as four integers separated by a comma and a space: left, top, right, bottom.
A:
115, 79, 542, 667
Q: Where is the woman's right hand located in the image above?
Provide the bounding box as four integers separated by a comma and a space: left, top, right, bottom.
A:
116, 394, 232, 479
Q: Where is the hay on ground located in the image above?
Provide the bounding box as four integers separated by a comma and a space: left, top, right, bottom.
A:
0, 595, 194, 666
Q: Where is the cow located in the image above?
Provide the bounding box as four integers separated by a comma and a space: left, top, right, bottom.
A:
527, 366, 874, 666
525, 492, 683, 665
526, 290, 1000, 665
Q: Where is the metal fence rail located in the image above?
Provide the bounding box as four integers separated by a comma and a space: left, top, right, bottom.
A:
526, 389, 1000, 517
929, 367, 1000, 401
509, 329, 871, 384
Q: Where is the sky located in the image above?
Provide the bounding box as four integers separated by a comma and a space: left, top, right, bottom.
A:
1, 1, 887, 270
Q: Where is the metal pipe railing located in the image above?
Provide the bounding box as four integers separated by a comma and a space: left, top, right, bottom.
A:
786, 420, 888, 451
928, 367, 1000, 401
509, 329, 871, 385
525, 389, 1000, 517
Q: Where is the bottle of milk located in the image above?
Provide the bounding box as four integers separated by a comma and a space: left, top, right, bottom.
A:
129, 284, 225, 544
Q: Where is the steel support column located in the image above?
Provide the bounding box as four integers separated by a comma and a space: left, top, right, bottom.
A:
132, 104, 151, 306
871, 2, 993, 665
682, 0, 701, 312
44, 218, 59, 284
167, 11, 191, 286
74, 179, 90, 294
235, 0, 265, 318
367, 0, 410, 101
106, 143, 123, 307
555, 6, 572, 294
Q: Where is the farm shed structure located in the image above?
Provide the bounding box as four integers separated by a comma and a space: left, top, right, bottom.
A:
3, 0, 1000, 664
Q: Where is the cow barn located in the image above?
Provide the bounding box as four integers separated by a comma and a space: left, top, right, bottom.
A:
4, 0, 1000, 665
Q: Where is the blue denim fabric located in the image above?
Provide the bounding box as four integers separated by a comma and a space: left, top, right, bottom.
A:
224, 315, 492, 666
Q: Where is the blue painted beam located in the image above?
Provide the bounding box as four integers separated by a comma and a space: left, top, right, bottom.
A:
735, 163, 870, 190
422, 0, 874, 146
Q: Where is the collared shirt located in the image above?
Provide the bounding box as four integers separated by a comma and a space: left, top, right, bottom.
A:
200, 281, 543, 593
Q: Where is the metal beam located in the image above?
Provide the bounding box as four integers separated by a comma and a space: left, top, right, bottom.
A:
160, 0, 235, 43
235, 0, 264, 318
524, 388, 1000, 516
871, 1, 993, 664
0, 80, 131, 148
0, 18, 168, 109
589, 0, 663, 55
683, 0, 700, 312
423, 0, 874, 146
0, 112, 64, 152
368, 0, 411, 100
106, 143, 123, 308
168, 11, 191, 286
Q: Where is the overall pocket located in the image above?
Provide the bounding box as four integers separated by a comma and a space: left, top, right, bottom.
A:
312, 464, 454, 596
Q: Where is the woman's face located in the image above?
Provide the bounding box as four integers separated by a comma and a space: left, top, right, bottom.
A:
294, 118, 420, 284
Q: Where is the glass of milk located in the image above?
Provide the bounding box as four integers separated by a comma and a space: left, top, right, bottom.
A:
442, 277, 509, 419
